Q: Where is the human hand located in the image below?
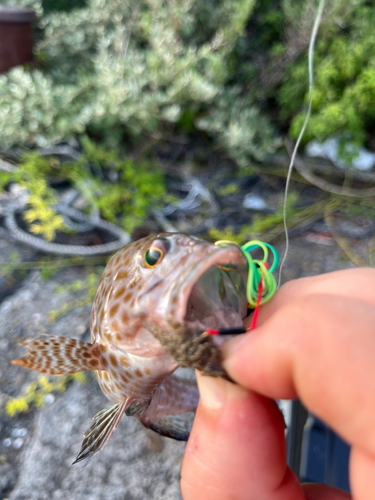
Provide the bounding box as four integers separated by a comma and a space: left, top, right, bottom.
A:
181, 268, 375, 500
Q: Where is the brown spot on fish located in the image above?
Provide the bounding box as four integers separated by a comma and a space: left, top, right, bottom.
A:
114, 287, 125, 299
129, 276, 141, 288
119, 355, 130, 367
91, 344, 99, 358
123, 292, 132, 303
116, 270, 128, 281
109, 353, 118, 368
111, 320, 120, 334
109, 303, 120, 318
135, 368, 143, 378
144, 367, 151, 376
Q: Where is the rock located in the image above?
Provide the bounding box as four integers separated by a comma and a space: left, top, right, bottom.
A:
242, 193, 268, 211
306, 137, 375, 171
9, 382, 185, 500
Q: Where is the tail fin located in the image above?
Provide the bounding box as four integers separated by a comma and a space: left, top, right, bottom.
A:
12, 336, 101, 375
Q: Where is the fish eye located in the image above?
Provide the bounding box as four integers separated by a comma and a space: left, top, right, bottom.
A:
144, 246, 164, 268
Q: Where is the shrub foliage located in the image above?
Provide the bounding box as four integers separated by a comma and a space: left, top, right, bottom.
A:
1, 0, 279, 167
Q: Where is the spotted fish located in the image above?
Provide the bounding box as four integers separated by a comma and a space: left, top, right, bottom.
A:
13, 233, 248, 464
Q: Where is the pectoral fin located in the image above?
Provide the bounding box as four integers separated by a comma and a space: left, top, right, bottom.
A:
137, 375, 199, 441
73, 401, 127, 466
139, 413, 193, 441
12, 335, 102, 375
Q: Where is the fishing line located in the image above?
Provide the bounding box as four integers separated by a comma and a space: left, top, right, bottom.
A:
215, 240, 279, 304
205, 240, 279, 336
278, 0, 326, 288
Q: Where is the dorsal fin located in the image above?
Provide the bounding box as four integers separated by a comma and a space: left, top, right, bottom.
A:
12, 335, 102, 375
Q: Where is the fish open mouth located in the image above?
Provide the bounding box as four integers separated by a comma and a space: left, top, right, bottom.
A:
180, 247, 248, 335
148, 243, 249, 376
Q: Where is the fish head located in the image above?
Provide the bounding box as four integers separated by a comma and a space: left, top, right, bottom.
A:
137, 233, 248, 331
92, 233, 248, 375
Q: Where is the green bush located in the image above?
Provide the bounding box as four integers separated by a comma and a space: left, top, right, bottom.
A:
277, 1, 374, 160
0, 0, 278, 166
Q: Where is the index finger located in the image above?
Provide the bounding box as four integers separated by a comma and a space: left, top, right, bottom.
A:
251, 268, 375, 329
224, 293, 375, 455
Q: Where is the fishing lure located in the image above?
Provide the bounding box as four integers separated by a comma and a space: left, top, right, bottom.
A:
13, 233, 278, 464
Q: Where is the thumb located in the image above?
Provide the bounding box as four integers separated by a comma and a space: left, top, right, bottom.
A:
181, 371, 302, 500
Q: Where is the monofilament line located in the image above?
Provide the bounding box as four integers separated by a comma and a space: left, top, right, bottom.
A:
278, 0, 325, 288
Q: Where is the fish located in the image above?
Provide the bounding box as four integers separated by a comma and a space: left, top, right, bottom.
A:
12, 233, 249, 464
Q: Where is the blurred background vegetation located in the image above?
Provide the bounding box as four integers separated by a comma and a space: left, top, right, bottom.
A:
1, 0, 371, 154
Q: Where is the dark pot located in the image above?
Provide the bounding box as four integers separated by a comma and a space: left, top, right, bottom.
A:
0, 7, 37, 74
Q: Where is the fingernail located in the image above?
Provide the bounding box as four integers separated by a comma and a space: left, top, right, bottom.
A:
196, 370, 247, 411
